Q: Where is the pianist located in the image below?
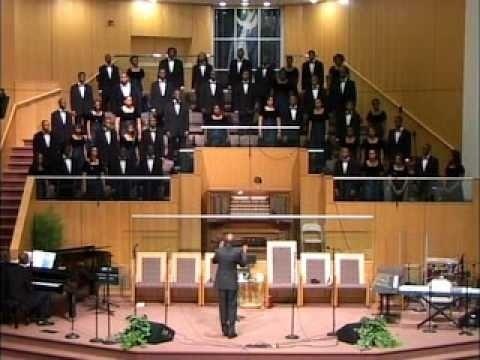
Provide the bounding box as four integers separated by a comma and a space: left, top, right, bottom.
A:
8, 253, 54, 326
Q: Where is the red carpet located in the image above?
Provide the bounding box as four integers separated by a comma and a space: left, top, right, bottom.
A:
1, 298, 479, 359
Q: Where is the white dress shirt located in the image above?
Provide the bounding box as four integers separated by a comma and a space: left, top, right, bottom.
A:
422, 157, 429, 172
105, 130, 111, 145
168, 59, 175, 73
312, 88, 319, 100
243, 82, 249, 95
78, 83, 85, 98
163, 135, 169, 157
159, 80, 166, 96
200, 64, 206, 77
150, 130, 156, 143
342, 161, 349, 174
174, 102, 180, 115
237, 60, 243, 73
309, 62, 315, 74
290, 108, 297, 121
120, 159, 126, 175
64, 158, 72, 174
340, 80, 346, 94
120, 82, 131, 97
107, 65, 112, 79
345, 113, 352, 126
147, 158, 154, 173
43, 133, 51, 147
262, 68, 267, 78
394, 128, 403, 143
210, 82, 217, 96
59, 110, 67, 125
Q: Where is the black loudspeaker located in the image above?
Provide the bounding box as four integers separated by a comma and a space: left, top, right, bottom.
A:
0, 90, 9, 119
147, 322, 175, 344
336, 322, 362, 344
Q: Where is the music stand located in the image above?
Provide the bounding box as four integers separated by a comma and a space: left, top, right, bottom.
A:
98, 266, 119, 345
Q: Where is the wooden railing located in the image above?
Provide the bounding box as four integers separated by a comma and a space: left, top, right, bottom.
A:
345, 61, 455, 151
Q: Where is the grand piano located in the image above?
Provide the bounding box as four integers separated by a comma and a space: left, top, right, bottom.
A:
31, 246, 111, 317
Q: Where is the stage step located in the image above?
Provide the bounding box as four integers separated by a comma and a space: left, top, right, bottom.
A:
0, 215, 17, 226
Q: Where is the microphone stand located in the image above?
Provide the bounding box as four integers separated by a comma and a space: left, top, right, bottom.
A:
89, 282, 102, 342
132, 243, 138, 316
459, 266, 473, 336
327, 247, 337, 336
65, 294, 80, 339
165, 252, 169, 325
285, 249, 299, 340
103, 257, 118, 345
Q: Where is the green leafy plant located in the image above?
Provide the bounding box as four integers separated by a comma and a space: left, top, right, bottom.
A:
356, 316, 401, 350
119, 315, 151, 350
32, 209, 63, 251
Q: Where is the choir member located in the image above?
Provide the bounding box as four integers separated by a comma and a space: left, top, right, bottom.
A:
97, 54, 120, 112
70, 71, 94, 125
301, 50, 324, 91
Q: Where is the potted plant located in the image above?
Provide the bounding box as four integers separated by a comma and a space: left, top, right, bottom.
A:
32, 209, 63, 251
356, 316, 401, 350
119, 315, 151, 350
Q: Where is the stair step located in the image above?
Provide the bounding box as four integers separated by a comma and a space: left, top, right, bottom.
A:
12, 146, 32, 151
0, 224, 14, 231
0, 215, 17, 226
9, 160, 32, 166
23, 139, 33, 145
10, 152, 34, 158
0, 207, 20, 216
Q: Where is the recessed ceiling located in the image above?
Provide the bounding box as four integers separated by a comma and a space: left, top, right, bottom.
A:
126, 0, 326, 6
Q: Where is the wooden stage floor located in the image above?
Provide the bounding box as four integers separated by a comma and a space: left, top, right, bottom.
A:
1, 298, 479, 360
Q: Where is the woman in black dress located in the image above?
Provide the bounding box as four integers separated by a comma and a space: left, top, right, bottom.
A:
127, 55, 145, 94
82, 146, 105, 200
308, 98, 328, 149
70, 123, 87, 171
387, 153, 408, 201
361, 149, 384, 201
87, 99, 104, 143
340, 126, 359, 160
281, 55, 299, 94
120, 122, 139, 164
366, 98, 387, 139
206, 104, 229, 146
273, 69, 294, 117
258, 96, 281, 147
443, 149, 465, 201
361, 126, 385, 163
116, 96, 141, 138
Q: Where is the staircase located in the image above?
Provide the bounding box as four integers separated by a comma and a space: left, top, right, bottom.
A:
0, 139, 33, 249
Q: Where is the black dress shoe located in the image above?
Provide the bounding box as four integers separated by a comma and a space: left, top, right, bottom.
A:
37, 320, 54, 326
222, 324, 229, 336
227, 331, 238, 339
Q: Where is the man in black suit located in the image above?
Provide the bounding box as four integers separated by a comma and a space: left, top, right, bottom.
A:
232, 70, 256, 130
33, 120, 59, 166
228, 48, 252, 88
387, 115, 412, 160
50, 98, 74, 153
334, 146, 361, 200
335, 100, 361, 141
70, 72, 94, 125
331, 66, 357, 112
254, 61, 275, 107
8, 253, 53, 326
302, 74, 324, 116
301, 50, 324, 91
97, 54, 120, 111
213, 233, 248, 338
282, 94, 303, 146
158, 47, 184, 90
150, 68, 173, 123
163, 89, 189, 150
109, 147, 138, 200
113, 72, 142, 116
197, 70, 225, 123
140, 116, 162, 158
55, 144, 82, 199
192, 52, 213, 93
95, 115, 119, 170
416, 143, 439, 201
139, 145, 166, 200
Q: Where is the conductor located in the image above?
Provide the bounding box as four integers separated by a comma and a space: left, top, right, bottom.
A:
213, 233, 248, 338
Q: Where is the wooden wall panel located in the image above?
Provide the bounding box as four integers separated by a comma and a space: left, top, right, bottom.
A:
284, 0, 465, 147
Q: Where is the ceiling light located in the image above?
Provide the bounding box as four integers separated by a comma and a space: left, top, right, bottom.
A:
241, 1, 249, 7
310, 0, 318, 4
263, 1, 271, 6
219, 1, 226, 6
338, 0, 350, 5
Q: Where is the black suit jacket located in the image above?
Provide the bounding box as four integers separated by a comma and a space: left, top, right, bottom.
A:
51, 110, 74, 145
94, 128, 119, 167
163, 101, 189, 136
254, 66, 275, 100
33, 131, 59, 161
387, 128, 412, 159
70, 83, 94, 117
55, 156, 82, 176
302, 86, 325, 114
334, 159, 361, 177
232, 82, 255, 114
109, 157, 138, 176
213, 245, 247, 291
335, 110, 361, 139
97, 64, 120, 92
192, 63, 213, 90
282, 106, 304, 128
416, 156, 439, 177
197, 81, 225, 113
159, 58, 184, 89
331, 78, 357, 110
139, 157, 164, 176
228, 59, 253, 87
140, 128, 166, 158
149, 80, 173, 116
301, 60, 324, 90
